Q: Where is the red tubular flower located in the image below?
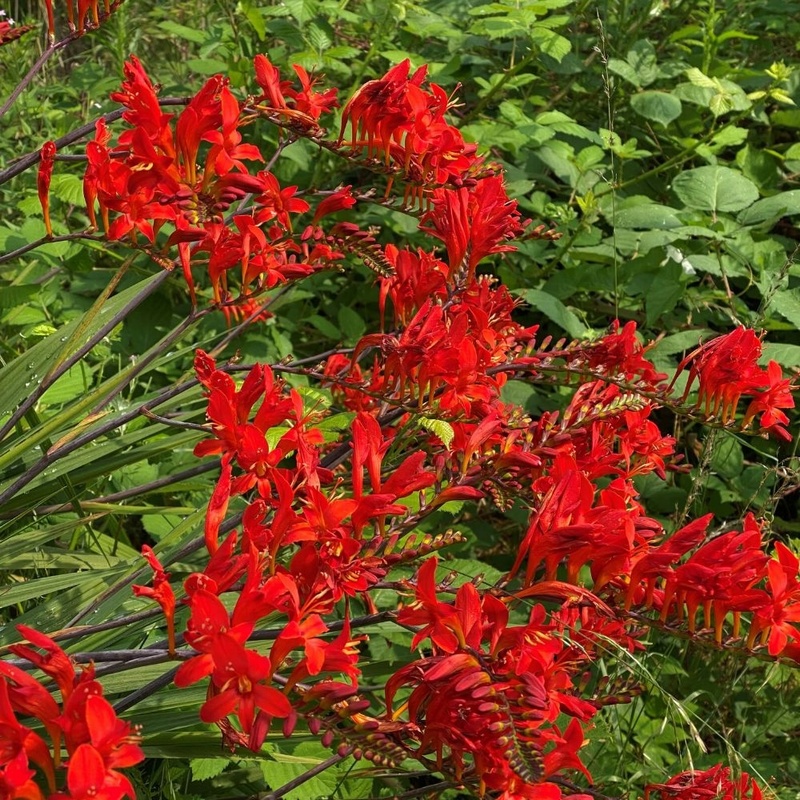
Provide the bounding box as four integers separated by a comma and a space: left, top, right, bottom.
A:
37, 142, 57, 238
0, 750, 44, 800
312, 186, 356, 224
200, 635, 292, 736
645, 765, 763, 800
132, 546, 177, 655
9, 627, 75, 702
674, 327, 767, 423
421, 177, 526, 282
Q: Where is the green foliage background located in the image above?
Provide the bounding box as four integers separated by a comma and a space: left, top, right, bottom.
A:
1, 0, 799, 798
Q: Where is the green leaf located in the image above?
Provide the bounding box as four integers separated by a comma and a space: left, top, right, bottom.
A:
738, 190, 800, 225
645, 263, 684, 325
711, 436, 744, 479
190, 758, 229, 781
626, 40, 659, 87
771, 290, 800, 328
672, 166, 759, 213
336, 306, 365, 343
531, 26, 570, 62
760, 343, 800, 367
0, 284, 38, 309
49, 174, 85, 206
516, 289, 587, 338
416, 416, 455, 448
630, 91, 682, 126
613, 204, 682, 230
239, 0, 266, 39
260, 743, 345, 800
607, 57, 641, 87
185, 58, 229, 75
158, 21, 209, 43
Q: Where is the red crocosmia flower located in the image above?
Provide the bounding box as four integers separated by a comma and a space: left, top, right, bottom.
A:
398, 558, 461, 652
586, 320, 666, 386
750, 542, 800, 655
10, 626, 76, 701
58, 742, 133, 800
542, 718, 592, 782
254, 54, 289, 109
421, 177, 526, 282
675, 327, 767, 423
645, 765, 763, 800
0, 660, 61, 728
84, 696, 144, 780
200, 635, 292, 735
204, 456, 233, 554
312, 186, 356, 224
37, 141, 57, 238
0, 750, 44, 800
254, 171, 310, 231
742, 359, 796, 441
133, 545, 177, 654
286, 64, 339, 120
0, 680, 56, 793
203, 84, 263, 179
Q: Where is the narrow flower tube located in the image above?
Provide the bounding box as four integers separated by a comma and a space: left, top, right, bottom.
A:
37, 141, 57, 238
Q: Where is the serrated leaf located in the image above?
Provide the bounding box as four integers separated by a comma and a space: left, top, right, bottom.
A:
416, 416, 455, 448
190, 758, 230, 781
49, 174, 85, 206
0, 284, 38, 309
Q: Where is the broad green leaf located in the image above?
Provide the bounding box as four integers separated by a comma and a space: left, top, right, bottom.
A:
738, 190, 800, 225
630, 91, 682, 126
158, 20, 208, 43
645, 263, 684, 325
190, 759, 229, 781
711, 436, 744, 479
760, 343, 800, 367
0, 284, 38, 308
608, 57, 640, 87
516, 289, 588, 338
672, 166, 759, 213
626, 40, 659, 86
613, 204, 682, 230
185, 58, 229, 75
771, 290, 800, 328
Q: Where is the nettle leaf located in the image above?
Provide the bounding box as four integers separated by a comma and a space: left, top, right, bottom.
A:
417, 416, 455, 448
672, 166, 759, 213
190, 758, 229, 782
531, 26, 570, 62
630, 91, 682, 126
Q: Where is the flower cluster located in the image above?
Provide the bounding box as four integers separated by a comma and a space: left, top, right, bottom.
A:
20, 52, 800, 800
0, 627, 143, 800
